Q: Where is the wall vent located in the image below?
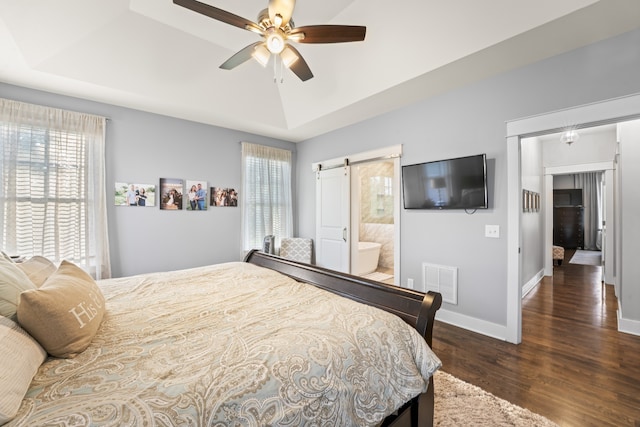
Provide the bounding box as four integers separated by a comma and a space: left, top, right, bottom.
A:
421, 263, 458, 305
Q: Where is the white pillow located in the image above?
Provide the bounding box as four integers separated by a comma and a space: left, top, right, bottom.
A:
0, 255, 37, 319
16, 256, 57, 287
0, 316, 47, 424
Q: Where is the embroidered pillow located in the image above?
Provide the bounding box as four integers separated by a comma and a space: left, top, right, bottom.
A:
16, 256, 57, 287
0, 315, 47, 424
17, 261, 105, 358
0, 255, 37, 319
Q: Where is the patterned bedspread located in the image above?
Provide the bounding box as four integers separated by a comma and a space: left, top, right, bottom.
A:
10, 262, 441, 426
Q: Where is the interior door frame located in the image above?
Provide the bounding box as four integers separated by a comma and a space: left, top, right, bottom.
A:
312, 145, 403, 283
506, 92, 640, 344
543, 162, 614, 278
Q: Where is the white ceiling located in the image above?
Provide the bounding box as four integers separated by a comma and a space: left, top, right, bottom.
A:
1, 0, 639, 142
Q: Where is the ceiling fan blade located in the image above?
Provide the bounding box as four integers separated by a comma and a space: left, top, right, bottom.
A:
289, 25, 366, 43
220, 42, 264, 70
173, 0, 263, 33
268, 0, 295, 27
282, 44, 313, 81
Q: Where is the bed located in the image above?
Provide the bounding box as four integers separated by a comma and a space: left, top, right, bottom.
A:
2, 250, 442, 427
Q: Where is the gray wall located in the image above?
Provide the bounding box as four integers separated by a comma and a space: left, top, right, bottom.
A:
1, 82, 295, 277
295, 29, 640, 330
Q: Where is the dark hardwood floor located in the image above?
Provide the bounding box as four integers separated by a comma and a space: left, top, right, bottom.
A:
431, 249, 640, 427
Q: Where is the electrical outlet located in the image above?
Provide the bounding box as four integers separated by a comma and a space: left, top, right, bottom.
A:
485, 225, 500, 238
407, 278, 414, 289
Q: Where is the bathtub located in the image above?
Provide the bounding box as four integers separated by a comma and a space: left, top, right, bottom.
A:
354, 241, 382, 276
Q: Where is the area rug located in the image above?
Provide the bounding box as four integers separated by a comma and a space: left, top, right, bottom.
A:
569, 249, 602, 266
434, 371, 558, 426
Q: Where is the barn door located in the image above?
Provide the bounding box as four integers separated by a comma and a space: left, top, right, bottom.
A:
315, 166, 350, 273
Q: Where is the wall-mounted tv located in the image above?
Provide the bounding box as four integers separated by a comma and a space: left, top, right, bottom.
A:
402, 154, 488, 210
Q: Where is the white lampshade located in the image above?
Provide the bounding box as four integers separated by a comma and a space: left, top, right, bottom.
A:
252, 44, 271, 67
280, 45, 299, 68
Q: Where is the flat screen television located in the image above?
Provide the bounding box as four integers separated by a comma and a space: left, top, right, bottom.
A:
402, 154, 488, 209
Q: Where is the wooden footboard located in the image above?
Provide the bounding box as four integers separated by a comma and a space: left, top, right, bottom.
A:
243, 249, 442, 427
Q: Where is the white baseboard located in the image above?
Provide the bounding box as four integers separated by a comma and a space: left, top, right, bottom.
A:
617, 301, 640, 336
435, 309, 507, 341
522, 268, 544, 298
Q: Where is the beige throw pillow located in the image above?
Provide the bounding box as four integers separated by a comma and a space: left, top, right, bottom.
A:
17, 261, 105, 358
0, 256, 37, 319
0, 316, 47, 424
16, 256, 57, 287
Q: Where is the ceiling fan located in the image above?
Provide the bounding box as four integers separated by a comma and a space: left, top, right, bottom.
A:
173, 0, 366, 81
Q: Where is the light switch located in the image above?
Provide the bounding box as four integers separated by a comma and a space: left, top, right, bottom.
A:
485, 225, 500, 238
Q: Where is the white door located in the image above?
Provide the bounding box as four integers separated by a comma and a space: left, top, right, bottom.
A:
316, 167, 350, 273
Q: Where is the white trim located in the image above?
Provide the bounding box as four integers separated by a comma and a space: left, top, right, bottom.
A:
507, 92, 640, 343
311, 144, 403, 171
506, 135, 522, 343
393, 156, 401, 285
543, 174, 554, 276
506, 92, 640, 138
436, 309, 508, 341
618, 301, 640, 336
544, 161, 614, 175
522, 269, 544, 298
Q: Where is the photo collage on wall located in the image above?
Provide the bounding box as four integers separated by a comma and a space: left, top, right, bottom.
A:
115, 178, 238, 210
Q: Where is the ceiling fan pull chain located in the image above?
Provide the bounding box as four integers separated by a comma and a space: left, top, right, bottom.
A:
273, 54, 277, 83
280, 55, 285, 83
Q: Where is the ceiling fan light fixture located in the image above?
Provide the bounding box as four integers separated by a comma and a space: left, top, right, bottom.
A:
173, 0, 366, 82
252, 44, 271, 67
245, 25, 265, 36
273, 13, 283, 28
266, 29, 285, 54
287, 31, 305, 42
560, 129, 580, 145
280, 45, 298, 68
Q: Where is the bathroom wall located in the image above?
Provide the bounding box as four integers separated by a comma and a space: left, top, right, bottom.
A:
358, 161, 394, 269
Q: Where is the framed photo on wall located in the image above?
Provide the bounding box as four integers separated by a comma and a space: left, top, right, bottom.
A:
186, 180, 208, 211
210, 187, 238, 207
115, 182, 155, 207
160, 178, 183, 210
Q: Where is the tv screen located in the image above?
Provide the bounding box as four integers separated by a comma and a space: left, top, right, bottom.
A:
402, 154, 488, 209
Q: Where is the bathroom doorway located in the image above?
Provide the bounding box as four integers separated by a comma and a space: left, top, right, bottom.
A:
350, 158, 399, 285
313, 145, 401, 285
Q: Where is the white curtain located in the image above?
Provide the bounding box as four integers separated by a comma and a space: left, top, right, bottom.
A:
0, 98, 111, 279
574, 172, 602, 251
241, 142, 293, 252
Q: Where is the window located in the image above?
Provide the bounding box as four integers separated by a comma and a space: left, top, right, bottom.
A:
0, 98, 111, 278
241, 142, 293, 252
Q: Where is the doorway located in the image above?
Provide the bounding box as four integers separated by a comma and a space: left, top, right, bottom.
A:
351, 159, 396, 283
506, 92, 640, 344
313, 145, 402, 285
